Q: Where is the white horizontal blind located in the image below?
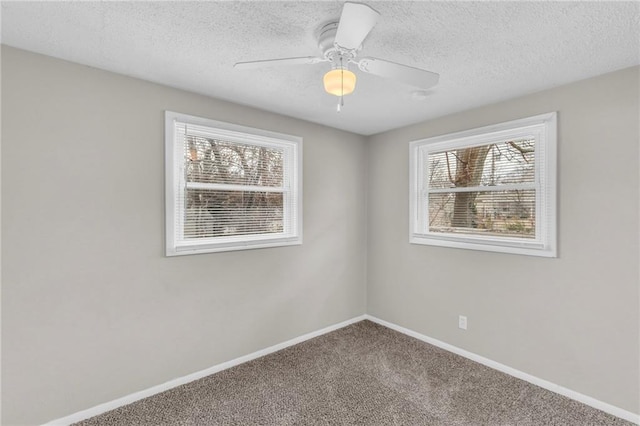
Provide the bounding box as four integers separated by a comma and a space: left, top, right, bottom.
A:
166, 113, 301, 255
423, 138, 537, 239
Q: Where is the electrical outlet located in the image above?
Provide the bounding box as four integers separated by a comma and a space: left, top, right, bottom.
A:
458, 315, 467, 330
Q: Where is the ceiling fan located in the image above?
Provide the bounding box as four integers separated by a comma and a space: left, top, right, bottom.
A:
234, 2, 439, 111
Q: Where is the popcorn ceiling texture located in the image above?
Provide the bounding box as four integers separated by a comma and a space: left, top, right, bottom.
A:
74, 321, 633, 426
1, 1, 638, 135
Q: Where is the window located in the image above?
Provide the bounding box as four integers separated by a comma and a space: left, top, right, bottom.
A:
410, 112, 556, 257
165, 112, 302, 256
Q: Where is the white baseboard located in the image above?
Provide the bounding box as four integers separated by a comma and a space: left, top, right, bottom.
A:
364, 314, 639, 425
43, 314, 638, 425
42, 315, 367, 426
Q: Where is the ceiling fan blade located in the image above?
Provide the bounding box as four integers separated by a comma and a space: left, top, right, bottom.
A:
334, 2, 380, 50
234, 56, 325, 69
357, 57, 440, 89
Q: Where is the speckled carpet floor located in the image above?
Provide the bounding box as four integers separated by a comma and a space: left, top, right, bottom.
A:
75, 320, 632, 425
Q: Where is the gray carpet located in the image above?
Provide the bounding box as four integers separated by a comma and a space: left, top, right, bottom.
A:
75, 320, 632, 425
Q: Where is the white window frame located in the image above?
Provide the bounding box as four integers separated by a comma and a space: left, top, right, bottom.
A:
165, 111, 302, 256
409, 112, 557, 257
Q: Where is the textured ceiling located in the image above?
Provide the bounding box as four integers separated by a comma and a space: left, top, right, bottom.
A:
2, 1, 639, 135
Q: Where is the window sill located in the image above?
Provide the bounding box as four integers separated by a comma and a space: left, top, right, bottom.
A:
166, 237, 302, 256
410, 234, 556, 258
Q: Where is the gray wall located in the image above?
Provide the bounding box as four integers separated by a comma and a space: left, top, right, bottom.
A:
1, 46, 368, 425
367, 66, 639, 414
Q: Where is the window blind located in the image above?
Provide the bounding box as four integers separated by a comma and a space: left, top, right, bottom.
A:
423, 138, 537, 239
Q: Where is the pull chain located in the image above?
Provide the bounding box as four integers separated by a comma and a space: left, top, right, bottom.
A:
337, 57, 345, 112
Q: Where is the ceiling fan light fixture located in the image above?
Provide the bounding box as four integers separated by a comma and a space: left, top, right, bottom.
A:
323, 68, 357, 96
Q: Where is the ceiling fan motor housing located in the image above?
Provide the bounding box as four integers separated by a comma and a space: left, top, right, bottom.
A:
318, 22, 358, 69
